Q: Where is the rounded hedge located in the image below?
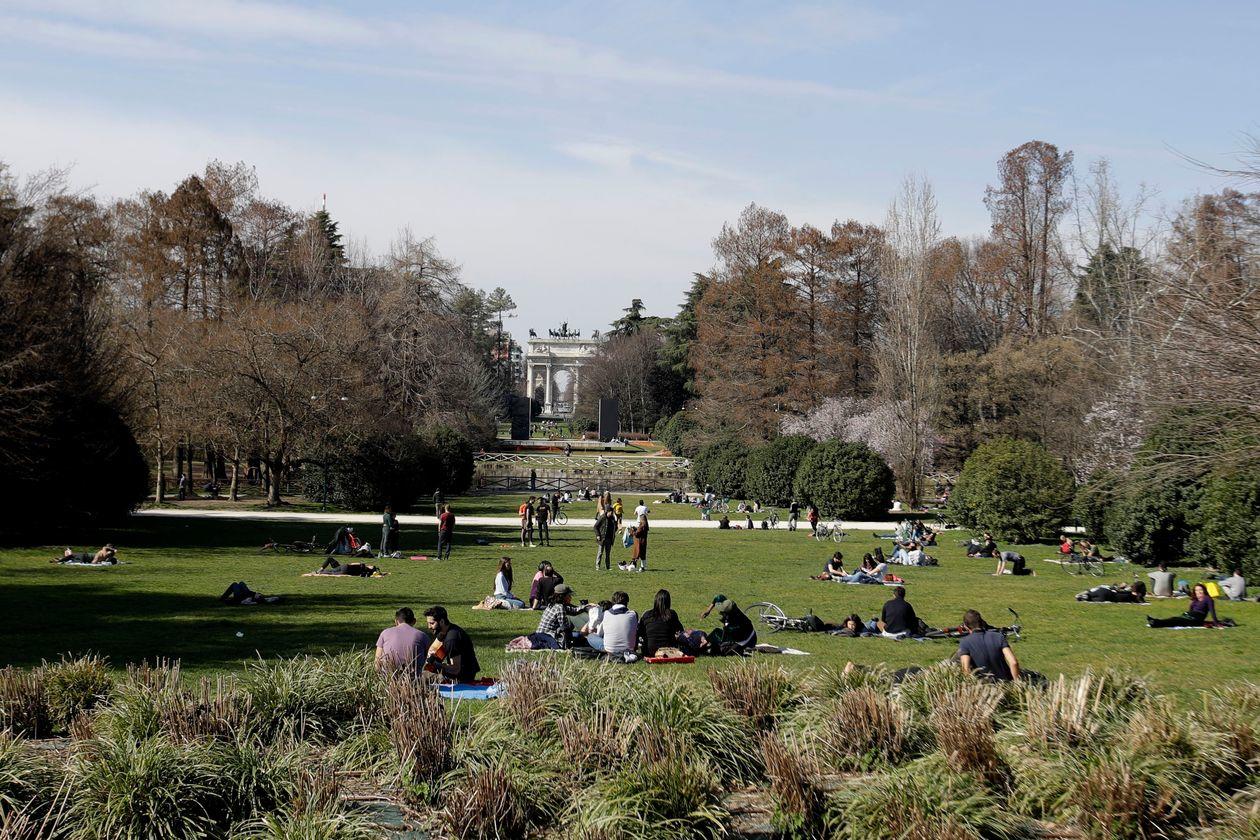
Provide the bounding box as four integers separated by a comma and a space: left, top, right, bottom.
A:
792, 440, 894, 519
948, 438, 1074, 542
655, 410, 698, 459
1192, 469, 1260, 579
745, 435, 816, 507
691, 437, 749, 498
1106, 482, 1193, 567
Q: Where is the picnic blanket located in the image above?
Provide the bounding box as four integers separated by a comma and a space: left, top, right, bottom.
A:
1149, 620, 1237, 630
300, 571, 389, 578
435, 681, 501, 700
645, 655, 696, 664
55, 560, 123, 567
822, 578, 906, 587
754, 644, 809, 655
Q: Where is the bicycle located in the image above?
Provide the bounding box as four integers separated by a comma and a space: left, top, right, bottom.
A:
749, 602, 819, 633
1059, 553, 1105, 577
259, 535, 318, 554
552, 510, 568, 525
813, 520, 847, 543
927, 608, 1024, 643
712, 498, 731, 514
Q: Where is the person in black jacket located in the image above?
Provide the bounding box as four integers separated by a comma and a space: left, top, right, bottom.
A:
594, 505, 618, 570
637, 589, 684, 656
701, 595, 757, 655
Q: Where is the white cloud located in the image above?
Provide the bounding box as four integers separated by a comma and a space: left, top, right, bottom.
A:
0, 14, 202, 60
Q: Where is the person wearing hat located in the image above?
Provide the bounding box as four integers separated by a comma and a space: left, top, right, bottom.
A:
701, 595, 757, 655
532, 583, 585, 649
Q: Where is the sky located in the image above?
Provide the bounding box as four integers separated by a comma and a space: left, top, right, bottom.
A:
1, 1, 1257, 338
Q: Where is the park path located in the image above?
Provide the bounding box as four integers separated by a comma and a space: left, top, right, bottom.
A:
135, 507, 914, 531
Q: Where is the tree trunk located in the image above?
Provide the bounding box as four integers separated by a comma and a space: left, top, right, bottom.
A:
229, 445, 240, 502
267, 459, 282, 506
154, 441, 166, 503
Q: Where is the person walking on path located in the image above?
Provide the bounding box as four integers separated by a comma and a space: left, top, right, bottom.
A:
437, 504, 455, 560
433, 488, 444, 518
178, 472, 188, 501
380, 505, 399, 557
595, 504, 618, 570
788, 500, 800, 531
535, 496, 551, 546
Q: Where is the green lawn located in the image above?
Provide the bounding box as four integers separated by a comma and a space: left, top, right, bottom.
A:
4, 508, 1256, 695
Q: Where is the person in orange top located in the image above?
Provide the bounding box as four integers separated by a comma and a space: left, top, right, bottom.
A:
519, 497, 535, 547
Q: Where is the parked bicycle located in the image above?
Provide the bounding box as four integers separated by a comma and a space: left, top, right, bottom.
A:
764, 509, 780, 529
749, 602, 819, 633
553, 510, 568, 526
1059, 553, 1105, 577
259, 535, 318, 554
813, 519, 847, 542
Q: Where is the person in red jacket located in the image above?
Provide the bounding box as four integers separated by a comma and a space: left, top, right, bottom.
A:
437, 504, 455, 560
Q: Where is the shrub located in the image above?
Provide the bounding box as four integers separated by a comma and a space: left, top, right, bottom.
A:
424, 425, 476, 495
655, 410, 698, 459
0, 667, 50, 738
812, 687, 915, 771
707, 660, 799, 732
1192, 682, 1260, 771
97, 663, 254, 744
441, 761, 531, 840
744, 435, 815, 507
825, 754, 1029, 840
629, 680, 762, 785
1073, 469, 1119, 542
38, 655, 113, 733
297, 432, 436, 511
949, 437, 1074, 542
385, 674, 453, 803
690, 436, 749, 498
1106, 481, 1194, 566
1193, 468, 1260, 579
1199, 786, 1260, 840
928, 683, 1005, 779
498, 659, 565, 737
231, 765, 376, 840
240, 653, 383, 742
760, 732, 827, 838
570, 748, 726, 840
0, 733, 59, 825
793, 440, 895, 520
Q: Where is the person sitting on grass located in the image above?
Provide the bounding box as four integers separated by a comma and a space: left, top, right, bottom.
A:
592, 591, 638, 656
531, 584, 586, 650
965, 533, 997, 557
991, 549, 1033, 576
1076, 539, 1106, 559
1220, 567, 1248, 601
877, 586, 920, 639
701, 595, 757, 655
314, 558, 382, 577
744, 510, 754, 530
637, 589, 684, 657
1076, 581, 1147, 603
53, 545, 118, 565
1147, 563, 1175, 598
1059, 534, 1075, 554
957, 609, 1021, 682
841, 553, 887, 584
1148, 583, 1219, 628
718, 514, 731, 529
814, 551, 847, 580
424, 605, 480, 683
579, 598, 613, 650
530, 561, 564, 610
493, 557, 525, 609
375, 607, 431, 675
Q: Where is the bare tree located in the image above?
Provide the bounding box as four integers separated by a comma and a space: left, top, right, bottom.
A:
876, 175, 941, 504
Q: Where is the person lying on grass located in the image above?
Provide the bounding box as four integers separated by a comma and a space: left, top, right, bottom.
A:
1076, 581, 1147, 603
957, 609, 1022, 682
219, 581, 280, 605
52, 545, 117, 565
375, 607, 430, 676
1148, 583, 1219, 628
310, 558, 383, 577
991, 549, 1033, 576
424, 605, 480, 683
830, 614, 870, 637
700, 595, 757, 655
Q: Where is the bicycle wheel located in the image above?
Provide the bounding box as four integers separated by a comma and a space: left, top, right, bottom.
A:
750, 602, 787, 632
1085, 559, 1104, 577
555, 511, 568, 525
831, 524, 846, 543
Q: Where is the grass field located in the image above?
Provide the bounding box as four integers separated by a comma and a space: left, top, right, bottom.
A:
3, 499, 1256, 695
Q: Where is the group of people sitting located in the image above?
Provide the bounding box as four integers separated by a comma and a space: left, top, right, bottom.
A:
52, 545, 117, 565
508, 587, 759, 660
814, 550, 894, 584
891, 519, 938, 546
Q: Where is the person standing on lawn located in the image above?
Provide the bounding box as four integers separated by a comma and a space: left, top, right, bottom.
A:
433, 488, 444, 518
380, 505, 399, 557
595, 504, 618, 570
629, 512, 649, 572
536, 496, 551, 546
519, 496, 536, 547
437, 504, 455, 560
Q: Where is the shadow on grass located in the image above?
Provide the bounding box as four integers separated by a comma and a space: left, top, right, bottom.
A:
0, 578, 522, 671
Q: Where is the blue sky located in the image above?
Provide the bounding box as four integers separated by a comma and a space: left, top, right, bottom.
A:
1, 1, 1257, 336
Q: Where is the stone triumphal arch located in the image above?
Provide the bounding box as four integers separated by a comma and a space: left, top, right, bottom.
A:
524, 324, 602, 419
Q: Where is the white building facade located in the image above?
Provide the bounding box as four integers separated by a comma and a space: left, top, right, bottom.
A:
523, 325, 602, 419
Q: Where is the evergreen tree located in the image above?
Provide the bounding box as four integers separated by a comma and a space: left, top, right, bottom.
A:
1073, 243, 1147, 330
309, 208, 345, 267
610, 298, 647, 336
662, 273, 708, 396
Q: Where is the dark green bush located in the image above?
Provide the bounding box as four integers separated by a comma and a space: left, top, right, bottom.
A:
1192, 468, 1260, 579
1073, 470, 1119, 542
424, 425, 476, 495
1106, 483, 1194, 567
655, 410, 699, 459
792, 440, 894, 520
948, 438, 1074, 542
297, 433, 436, 512
745, 436, 815, 507
691, 437, 749, 498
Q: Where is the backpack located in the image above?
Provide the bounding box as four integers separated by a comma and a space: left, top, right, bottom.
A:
622, 528, 635, 548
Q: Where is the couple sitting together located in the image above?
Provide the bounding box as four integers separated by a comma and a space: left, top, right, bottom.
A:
816, 550, 892, 584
